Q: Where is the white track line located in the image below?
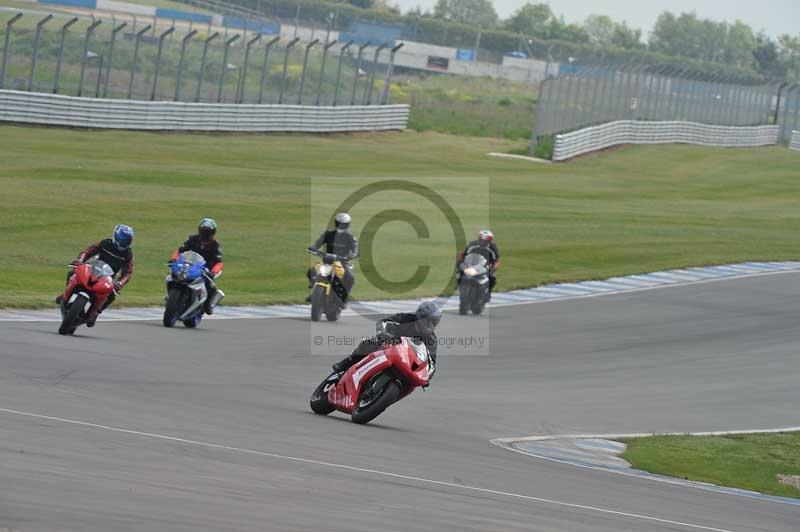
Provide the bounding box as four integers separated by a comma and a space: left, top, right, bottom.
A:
491, 428, 800, 506
0, 406, 739, 532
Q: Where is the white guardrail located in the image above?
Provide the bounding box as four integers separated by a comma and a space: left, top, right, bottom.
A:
0, 90, 409, 132
791, 131, 800, 152
553, 120, 780, 161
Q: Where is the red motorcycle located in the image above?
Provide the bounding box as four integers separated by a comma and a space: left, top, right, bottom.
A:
310, 337, 434, 424
58, 260, 116, 335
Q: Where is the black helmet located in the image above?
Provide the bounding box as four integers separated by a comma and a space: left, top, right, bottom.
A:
415, 301, 442, 336
198, 218, 217, 242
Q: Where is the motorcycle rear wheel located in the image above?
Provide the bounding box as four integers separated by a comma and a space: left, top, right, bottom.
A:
310, 377, 336, 415
472, 296, 485, 315
324, 296, 341, 322
163, 288, 184, 328
351, 379, 401, 425
183, 314, 201, 328
58, 294, 87, 335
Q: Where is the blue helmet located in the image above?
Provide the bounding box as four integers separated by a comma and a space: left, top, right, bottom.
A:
112, 224, 134, 251
415, 301, 442, 336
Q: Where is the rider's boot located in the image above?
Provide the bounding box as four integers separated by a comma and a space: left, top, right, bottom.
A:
332, 353, 363, 373
205, 288, 224, 315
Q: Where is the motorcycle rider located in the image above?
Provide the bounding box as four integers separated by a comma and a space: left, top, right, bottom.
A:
56, 224, 135, 327
331, 301, 442, 378
457, 230, 500, 299
169, 218, 224, 314
306, 212, 359, 304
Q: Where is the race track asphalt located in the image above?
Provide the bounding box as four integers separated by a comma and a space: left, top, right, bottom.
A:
1, 273, 798, 531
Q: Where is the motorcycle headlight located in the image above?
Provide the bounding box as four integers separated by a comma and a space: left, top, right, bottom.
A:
463, 266, 478, 276
173, 266, 188, 281
318, 264, 333, 277
410, 340, 429, 363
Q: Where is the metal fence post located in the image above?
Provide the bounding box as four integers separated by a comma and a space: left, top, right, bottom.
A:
217, 34, 240, 103
238, 33, 261, 104
350, 41, 370, 106
315, 38, 337, 106
529, 78, 550, 153
78, 19, 102, 97
773, 82, 789, 126
364, 42, 387, 105
379, 42, 403, 105
278, 37, 299, 104
103, 22, 127, 98
195, 32, 218, 103
127, 24, 151, 100
0, 13, 22, 90
174, 29, 197, 101
257, 36, 279, 104
150, 26, 175, 101
332, 40, 352, 106
27, 14, 53, 92
297, 38, 318, 104
94, 53, 104, 97
52, 16, 77, 94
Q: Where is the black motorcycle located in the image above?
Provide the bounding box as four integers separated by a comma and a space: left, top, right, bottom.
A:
458, 253, 490, 315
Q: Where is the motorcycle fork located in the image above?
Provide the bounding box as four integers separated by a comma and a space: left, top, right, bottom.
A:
314, 280, 332, 295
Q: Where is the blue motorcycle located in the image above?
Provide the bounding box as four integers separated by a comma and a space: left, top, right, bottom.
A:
163, 251, 211, 328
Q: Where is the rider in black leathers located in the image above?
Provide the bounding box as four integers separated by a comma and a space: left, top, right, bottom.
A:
307, 212, 359, 302
331, 301, 442, 376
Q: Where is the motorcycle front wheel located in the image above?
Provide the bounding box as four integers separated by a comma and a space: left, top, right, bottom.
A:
351, 379, 401, 425
163, 287, 184, 328
58, 294, 87, 335
459, 284, 472, 315
310, 285, 326, 322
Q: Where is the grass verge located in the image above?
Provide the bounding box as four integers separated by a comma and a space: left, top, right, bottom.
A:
620, 432, 800, 499
1, 125, 799, 308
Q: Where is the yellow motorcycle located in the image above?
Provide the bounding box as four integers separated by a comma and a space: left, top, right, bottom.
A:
306, 249, 348, 322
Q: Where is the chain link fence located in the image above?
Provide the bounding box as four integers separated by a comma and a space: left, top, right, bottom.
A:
531, 65, 782, 148
0, 9, 402, 106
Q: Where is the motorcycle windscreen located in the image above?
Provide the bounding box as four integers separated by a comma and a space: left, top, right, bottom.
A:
173, 251, 207, 281
463, 253, 488, 275
90, 260, 114, 279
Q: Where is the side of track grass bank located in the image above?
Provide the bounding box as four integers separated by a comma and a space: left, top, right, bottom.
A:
620, 432, 800, 499
1, 125, 799, 308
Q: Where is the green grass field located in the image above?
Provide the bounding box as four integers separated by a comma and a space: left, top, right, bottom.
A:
1, 124, 799, 308
393, 74, 537, 139
621, 432, 800, 499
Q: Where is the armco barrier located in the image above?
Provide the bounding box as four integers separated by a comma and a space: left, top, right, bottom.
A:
0, 90, 409, 132
553, 121, 780, 161
791, 131, 800, 152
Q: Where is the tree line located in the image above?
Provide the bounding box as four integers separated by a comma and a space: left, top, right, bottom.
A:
428, 1, 799, 80
195, 0, 799, 81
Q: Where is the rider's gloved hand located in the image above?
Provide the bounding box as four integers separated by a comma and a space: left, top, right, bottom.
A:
113, 281, 123, 292
70, 259, 83, 267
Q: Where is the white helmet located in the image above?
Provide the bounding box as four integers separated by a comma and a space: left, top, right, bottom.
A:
334, 212, 351, 231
